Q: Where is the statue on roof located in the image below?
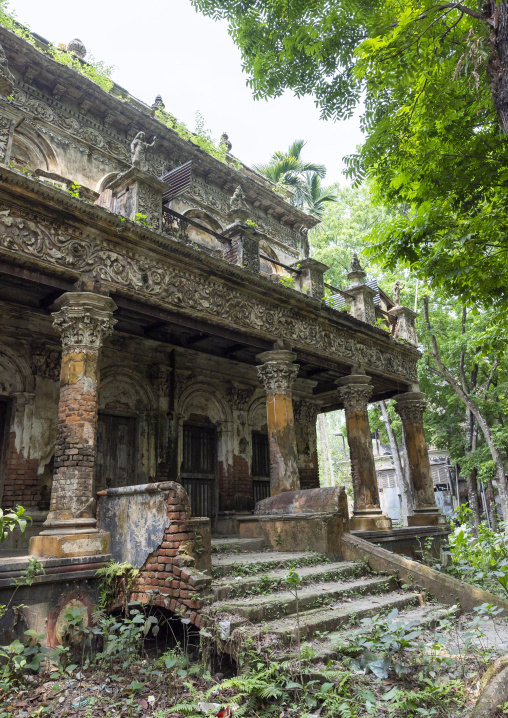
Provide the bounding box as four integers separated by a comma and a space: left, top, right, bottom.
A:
393, 280, 405, 307
350, 252, 363, 273
228, 185, 250, 222
130, 131, 157, 171
220, 132, 232, 152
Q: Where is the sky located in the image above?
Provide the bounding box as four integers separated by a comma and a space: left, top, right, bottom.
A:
11, 0, 363, 184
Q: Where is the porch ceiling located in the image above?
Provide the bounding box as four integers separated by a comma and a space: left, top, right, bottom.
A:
0, 266, 411, 409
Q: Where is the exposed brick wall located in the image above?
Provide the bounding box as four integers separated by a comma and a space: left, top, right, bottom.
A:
2, 432, 40, 507
131, 486, 211, 627
50, 352, 99, 518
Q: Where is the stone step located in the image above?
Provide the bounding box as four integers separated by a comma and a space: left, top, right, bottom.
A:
299, 603, 459, 665
209, 575, 396, 623
235, 590, 423, 646
211, 551, 324, 579
211, 537, 266, 554
212, 561, 366, 601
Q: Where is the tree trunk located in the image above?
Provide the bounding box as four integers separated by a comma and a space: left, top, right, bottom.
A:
488, 1, 508, 136
465, 408, 481, 531
424, 297, 508, 527
485, 477, 500, 532
380, 400, 412, 524
323, 414, 335, 487
318, 413, 329, 487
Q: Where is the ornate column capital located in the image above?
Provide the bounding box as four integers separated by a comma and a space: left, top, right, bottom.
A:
394, 391, 427, 424
256, 350, 299, 396
51, 292, 117, 353
336, 375, 373, 414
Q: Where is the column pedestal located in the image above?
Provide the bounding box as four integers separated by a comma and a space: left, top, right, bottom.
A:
337, 375, 391, 531
394, 392, 446, 527
30, 292, 117, 558
256, 350, 300, 496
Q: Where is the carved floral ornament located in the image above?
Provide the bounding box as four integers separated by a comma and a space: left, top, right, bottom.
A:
228, 386, 253, 411
257, 361, 299, 396
0, 206, 419, 382
336, 382, 373, 414
152, 364, 171, 397
32, 346, 61, 381
293, 399, 319, 425
394, 399, 427, 424
51, 296, 117, 352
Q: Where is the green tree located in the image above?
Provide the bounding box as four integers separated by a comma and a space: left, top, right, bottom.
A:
191, 0, 508, 315
254, 139, 335, 217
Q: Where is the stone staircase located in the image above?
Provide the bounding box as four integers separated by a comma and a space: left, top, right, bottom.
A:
203, 536, 454, 662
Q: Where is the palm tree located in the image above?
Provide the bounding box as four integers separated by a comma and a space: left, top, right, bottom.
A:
303, 172, 337, 219
254, 140, 335, 217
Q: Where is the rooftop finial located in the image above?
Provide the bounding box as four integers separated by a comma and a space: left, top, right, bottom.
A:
152, 94, 165, 110
347, 252, 367, 284
67, 38, 86, 59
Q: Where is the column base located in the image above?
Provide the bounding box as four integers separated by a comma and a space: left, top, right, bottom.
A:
29, 519, 110, 558
407, 510, 447, 527
350, 510, 392, 531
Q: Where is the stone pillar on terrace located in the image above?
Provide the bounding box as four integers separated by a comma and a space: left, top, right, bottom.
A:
292, 258, 329, 299
336, 374, 392, 531
394, 392, 446, 526
108, 166, 166, 231
30, 292, 117, 558
346, 253, 376, 325
256, 350, 300, 496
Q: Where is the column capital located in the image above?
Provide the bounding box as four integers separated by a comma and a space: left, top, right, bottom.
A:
336, 375, 373, 413
394, 391, 427, 423
256, 350, 299, 396
52, 292, 117, 353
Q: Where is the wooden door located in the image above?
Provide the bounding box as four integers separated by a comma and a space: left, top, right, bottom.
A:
180, 424, 216, 519
95, 413, 137, 490
252, 431, 270, 504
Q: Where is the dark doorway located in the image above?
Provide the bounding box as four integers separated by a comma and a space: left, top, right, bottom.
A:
252, 431, 270, 504
180, 423, 217, 519
95, 413, 137, 491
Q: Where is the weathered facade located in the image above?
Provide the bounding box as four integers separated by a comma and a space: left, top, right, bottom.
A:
0, 24, 445, 635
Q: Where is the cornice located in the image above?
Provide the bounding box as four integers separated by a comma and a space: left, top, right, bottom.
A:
0, 25, 318, 231
0, 166, 420, 373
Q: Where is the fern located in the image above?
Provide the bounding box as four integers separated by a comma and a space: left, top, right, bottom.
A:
165, 702, 201, 716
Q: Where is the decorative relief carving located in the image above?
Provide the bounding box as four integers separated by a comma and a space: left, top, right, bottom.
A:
395, 399, 426, 424
32, 346, 61, 381
0, 207, 419, 382
0, 115, 11, 161
337, 383, 373, 414
257, 362, 299, 396
13, 87, 131, 163
138, 183, 162, 228
152, 364, 171, 396
293, 399, 319, 425
51, 295, 117, 352
228, 386, 253, 411
188, 177, 300, 251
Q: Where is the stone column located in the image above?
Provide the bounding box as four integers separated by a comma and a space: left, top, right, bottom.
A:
256, 350, 300, 495
223, 221, 260, 273
394, 392, 446, 526
336, 375, 391, 530
30, 292, 117, 558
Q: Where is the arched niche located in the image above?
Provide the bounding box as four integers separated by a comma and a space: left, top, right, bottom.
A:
11, 126, 59, 174
259, 241, 283, 276
96, 368, 158, 490
247, 395, 268, 433
182, 209, 223, 252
